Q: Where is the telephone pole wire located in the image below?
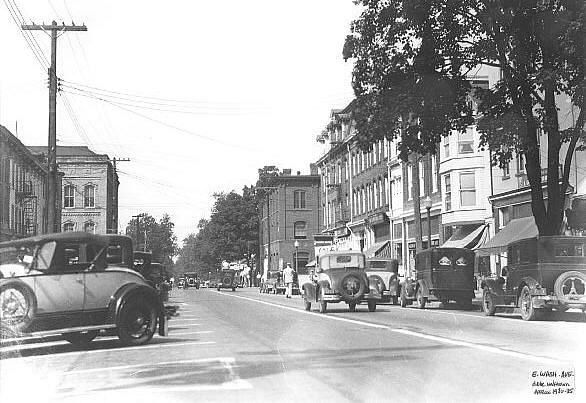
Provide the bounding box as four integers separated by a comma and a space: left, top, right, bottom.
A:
22, 21, 87, 233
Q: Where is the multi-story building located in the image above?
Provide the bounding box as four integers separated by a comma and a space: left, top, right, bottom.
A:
259, 168, 321, 274
315, 103, 441, 276
0, 125, 52, 240
28, 145, 119, 234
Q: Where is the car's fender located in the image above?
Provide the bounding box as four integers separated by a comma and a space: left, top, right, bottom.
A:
401, 278, 416, 299
388, 274, 400, 296
516, 276, 544, 298
108, 283, 164, 327
417, 279, 431, 297
480, 277, 506, 296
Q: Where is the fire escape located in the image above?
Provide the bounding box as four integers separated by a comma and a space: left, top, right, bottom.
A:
16, 180, 38, 237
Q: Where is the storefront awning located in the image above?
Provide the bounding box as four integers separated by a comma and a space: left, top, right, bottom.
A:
363, 240, 390, 258
442, 224, 487, 249
476, 216, 538, 255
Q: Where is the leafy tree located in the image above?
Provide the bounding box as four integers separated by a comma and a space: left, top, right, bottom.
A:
344, 0, 584, 235
125, 213, 178, 268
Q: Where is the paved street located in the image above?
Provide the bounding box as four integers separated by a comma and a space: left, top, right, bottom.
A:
1, 287, 584, 403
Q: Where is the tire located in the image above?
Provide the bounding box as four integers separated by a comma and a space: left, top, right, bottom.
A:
117, 298, 158, 346
482, 288, 497, 316
416, 287, 427, 309
339, 273, 367, 303
367, 300, 377, 312
348, 302, 357, 312
400, 286, 409, 308
63, 330, 99, 345
519, 286, 539, 321
303, 298, 311, 311
0, 280, 36, 332
554, 271, 586, 304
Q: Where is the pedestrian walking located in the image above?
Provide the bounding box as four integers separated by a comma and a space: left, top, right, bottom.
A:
283, 263, 295, 298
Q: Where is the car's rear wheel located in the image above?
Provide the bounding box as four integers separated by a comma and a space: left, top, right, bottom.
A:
367, 300, 377, 312
0, 280, 36, 332
63, 330, 99, 345
416, 288, 427, 309
348, 302, 356, 312
482, 288, 497, 316
117, 298, 157, 346
519, 286, 539, 321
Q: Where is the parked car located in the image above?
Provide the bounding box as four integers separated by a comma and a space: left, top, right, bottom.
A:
0, 232, 167, 346
481, 236, 586, 320
301, 251, 382, 313
177, 278, 186, 288
260, 270, 283, 294
217, 268, 238, 291
365, 258, 400, 304
400, 247, 475, 309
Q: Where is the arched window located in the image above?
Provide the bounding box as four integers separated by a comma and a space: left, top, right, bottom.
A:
84, 184, 95, 208
84, 221, 95, 233
64, 185, 75, 208
294, 221, 307, 239
63, 222, 75, 232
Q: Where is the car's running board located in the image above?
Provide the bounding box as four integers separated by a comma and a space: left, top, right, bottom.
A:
1, 324, 117, 344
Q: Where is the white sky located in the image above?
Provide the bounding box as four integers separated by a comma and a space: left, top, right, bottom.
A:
0, 1, 359, 243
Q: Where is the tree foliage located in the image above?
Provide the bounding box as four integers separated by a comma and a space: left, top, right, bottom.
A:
125, 213, 178, 268
176, 189, 259, 277
344, 0, 584, 235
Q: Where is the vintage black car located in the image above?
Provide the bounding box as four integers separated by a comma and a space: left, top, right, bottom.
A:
481, 236, 586, 320
400, 247, 475, 309
0, 232, 167, 345
217, 268, 238, 291
301, 251, 382, 313
366, 258, 400, 304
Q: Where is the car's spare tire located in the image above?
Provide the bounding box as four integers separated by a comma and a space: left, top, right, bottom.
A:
339, 273, 366, 303
0, 279, 36, 332
554, 271, 586, 303
368, 275, 385, 293
222, 277, 232, 286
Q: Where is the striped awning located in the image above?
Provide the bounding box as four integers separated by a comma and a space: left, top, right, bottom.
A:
363, 240, 391, 258
442, 224, 487, 249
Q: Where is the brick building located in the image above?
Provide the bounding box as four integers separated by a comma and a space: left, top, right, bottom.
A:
28, 146, 119, 234
259, 168, 321, 275
0, 125, 54, 240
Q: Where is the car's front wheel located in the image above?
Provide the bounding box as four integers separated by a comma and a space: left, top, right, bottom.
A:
63, 330, 99, 345
348, 302, 356, 312
519, 286, 539, 321
117, 298, 157, 346
367, 300, 377, 312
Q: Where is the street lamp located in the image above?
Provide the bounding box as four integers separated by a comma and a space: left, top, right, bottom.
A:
294, 240, 299, 271
423, 196, 432, 249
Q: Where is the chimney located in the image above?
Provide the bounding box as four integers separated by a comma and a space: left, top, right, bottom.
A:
282, 169, 292, 176
297, 171, 301, 175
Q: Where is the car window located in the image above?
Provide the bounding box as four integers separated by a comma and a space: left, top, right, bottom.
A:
321, 254, 365, 269
555, 244, 585, 257
36, 241, 56, 271
367, 260, 394, 271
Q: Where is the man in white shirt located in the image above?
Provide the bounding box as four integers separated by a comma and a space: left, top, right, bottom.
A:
283, 263, 295, 298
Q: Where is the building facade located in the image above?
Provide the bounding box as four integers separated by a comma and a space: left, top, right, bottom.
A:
0, 125, 52, 241
260, 168, 321, 275
29, 146, 119, 234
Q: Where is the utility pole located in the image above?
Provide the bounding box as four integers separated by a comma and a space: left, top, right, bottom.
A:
257, 186, 278, 274
132, 213, 145, 251
22, 21, 87, 233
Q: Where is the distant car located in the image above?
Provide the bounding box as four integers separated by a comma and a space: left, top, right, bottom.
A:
366, 258, 400, 304
400, 247, 475, 309
217, 269, 238, 291
260, 270, 282, 294
188, 277, 196, 288
301, 251, 382, 313
0, 232, 167, 346
202, 281, 209, 288
177, 278, 185, 288
481, 236, 586, 320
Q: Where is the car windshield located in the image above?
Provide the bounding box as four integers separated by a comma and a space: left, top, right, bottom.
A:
0, 241, 56, 274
